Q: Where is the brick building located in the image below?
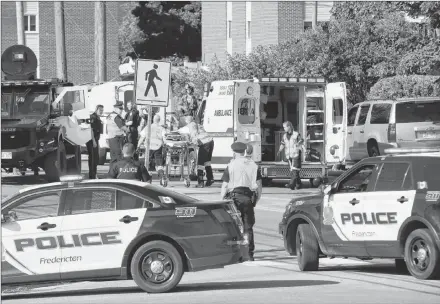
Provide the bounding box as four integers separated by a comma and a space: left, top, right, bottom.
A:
1, 1, 124, 84
201, 1, 333, 64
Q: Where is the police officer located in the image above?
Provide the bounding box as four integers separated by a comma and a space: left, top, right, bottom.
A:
108, 143, 152, 182
137, 114, 166, 182
86, 104, 104, 179
277, 121, 304, 190
220, 142, 262, 261
124, 101, 141, 159
107, 102, 128, 165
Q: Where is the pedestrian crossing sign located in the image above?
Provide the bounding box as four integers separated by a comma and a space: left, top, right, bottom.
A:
134, 59, 171, 107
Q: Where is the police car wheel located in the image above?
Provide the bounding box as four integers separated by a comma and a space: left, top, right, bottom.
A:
404, 229, 440, 280
296, 224, 319, 271
131, 241, 184, 293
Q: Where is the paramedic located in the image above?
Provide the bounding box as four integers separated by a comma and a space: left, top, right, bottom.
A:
220, 142, 262, 261
109, 143, 152, 182
277, 121, 304, 190
124, 101, 141, 159
107, 102, 128, 165
137, 114, 166, 182
86, 104, 104, 179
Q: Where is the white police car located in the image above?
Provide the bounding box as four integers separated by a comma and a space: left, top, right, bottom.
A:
279, 148, 440, 280
1, 176, 247, 293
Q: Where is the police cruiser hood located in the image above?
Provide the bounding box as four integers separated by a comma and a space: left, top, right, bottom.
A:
288, 190, 324, 205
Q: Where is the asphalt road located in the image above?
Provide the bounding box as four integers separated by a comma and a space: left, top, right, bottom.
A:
2, 162, 440, 304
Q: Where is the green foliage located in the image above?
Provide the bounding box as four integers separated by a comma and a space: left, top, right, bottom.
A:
397, 40, 440, 75
367, 75, 440, 100
119, 2, 146, 59
398, 1, 440, 28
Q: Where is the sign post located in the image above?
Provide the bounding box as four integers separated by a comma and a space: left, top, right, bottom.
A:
133, 59, 171, 169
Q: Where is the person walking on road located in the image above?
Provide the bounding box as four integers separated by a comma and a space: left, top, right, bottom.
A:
277, 121, 304, 190
137, 114, 166, 183
108, 143, 152, 182
86, 104, 104, 179
220, 142, 262, 261
144, 64, 162, 97
107, 102, 128, 166
124, 101, 141, 159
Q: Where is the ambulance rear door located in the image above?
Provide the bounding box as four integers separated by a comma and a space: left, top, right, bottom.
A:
324, 82, 348, 165
234, 82, 261, 162
203, 81, 235, 169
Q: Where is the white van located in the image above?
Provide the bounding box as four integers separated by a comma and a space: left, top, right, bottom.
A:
346, 97, 440, 161
200, 78, 349, 185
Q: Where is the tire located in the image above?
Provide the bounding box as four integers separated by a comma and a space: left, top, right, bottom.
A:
131, 241, 184, 293
44, 141, 67, 182
395, 258, 408, 274
296, 224, 319, 271
67, 146, 81, 174
187, 151, 197, 181
98, 148, 107, 165
368, 143, 380, 157
404, 229, 440, 280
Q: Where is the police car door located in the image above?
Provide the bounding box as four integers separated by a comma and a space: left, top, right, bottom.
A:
321, 163, 379, 256
235, 82, 261, 162
52, 86, 92, 146
1, 190, 63, 283
59, 187, 147, 278
360, 161, 416, 257
325, 83, 348, 165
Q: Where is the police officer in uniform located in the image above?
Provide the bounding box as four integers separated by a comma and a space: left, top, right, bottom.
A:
277, 121, 304, 190
124, 101, 141, 159
220, 142, 262, 261
137, 114, 166, 182
86, 104, 104, 179
107, 102, 128, 165
108, 143, 152, 182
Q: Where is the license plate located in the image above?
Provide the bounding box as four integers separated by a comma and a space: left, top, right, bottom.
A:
421, 131, 439, 139
1, 152, 12, 159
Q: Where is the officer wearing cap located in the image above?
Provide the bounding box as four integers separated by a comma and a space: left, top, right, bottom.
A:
107, 101, 128, 165
108, 143, 152, 182
220, 142, 262, 261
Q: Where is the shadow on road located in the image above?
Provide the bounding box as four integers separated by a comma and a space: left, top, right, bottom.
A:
1, 279, 339, 299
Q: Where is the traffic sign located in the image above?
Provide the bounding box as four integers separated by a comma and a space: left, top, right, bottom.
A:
134, 59, 171, 107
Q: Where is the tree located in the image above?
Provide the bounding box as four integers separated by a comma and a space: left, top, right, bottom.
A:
398, 2, 440, 29
118, 2, 146, 59
368, 75, 440, 99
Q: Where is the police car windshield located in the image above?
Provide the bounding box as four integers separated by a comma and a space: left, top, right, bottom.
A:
1, 87, 50, 119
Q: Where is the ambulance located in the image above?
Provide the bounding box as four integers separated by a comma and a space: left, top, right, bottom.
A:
199, 77, 349, 186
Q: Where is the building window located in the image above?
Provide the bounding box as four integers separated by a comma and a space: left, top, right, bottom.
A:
24, 15, 37, 32
247, 21, 251, 38
228, 21, 232, 38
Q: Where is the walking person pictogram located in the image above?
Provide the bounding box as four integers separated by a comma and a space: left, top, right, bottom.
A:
144, 64, 162, 97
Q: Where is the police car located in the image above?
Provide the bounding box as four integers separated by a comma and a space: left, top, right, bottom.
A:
1, 176, 247, 293
279, 148, 440, 280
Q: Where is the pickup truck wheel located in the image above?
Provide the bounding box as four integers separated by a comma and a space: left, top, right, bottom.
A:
131, 241, 184, 293
296, 224, 319, 271
44, 141, 67, 182
404, 229, 440, 279
98, 148, 107, 165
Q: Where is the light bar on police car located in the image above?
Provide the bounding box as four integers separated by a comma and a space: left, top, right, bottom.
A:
384, 148, 440, 155
59, 175, 85, 182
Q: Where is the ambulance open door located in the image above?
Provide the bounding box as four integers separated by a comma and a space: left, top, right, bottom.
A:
234, 82, 261, 162
324, 82, 348, 165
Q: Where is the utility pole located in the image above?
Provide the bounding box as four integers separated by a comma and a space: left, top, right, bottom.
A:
54, 1, 67, 81
312, 1, 318, 31
16, 1, 25, 45
95, 1, 106, 82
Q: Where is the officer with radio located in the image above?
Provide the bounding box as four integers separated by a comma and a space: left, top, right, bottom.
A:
108, 143, 152, 182
220, 141, 262, 261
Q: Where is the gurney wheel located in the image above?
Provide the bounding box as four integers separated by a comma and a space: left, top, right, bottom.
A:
184, 179, 190, 188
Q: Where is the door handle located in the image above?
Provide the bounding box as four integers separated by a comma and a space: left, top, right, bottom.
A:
37, 222, 57, 231
349, 199, 360, 205
360, 130, 365, 134
119, 215, 139, 224
397, 196, 408, 203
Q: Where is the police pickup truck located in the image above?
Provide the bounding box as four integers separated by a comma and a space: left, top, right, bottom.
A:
1, 176, 247, 293
279, 148, 440, 280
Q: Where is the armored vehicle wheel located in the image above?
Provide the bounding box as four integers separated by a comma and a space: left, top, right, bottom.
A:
44, 141, 67, 182
296, 224, 319, 271
404, 229, 440, 280
98, 148, 107, 165
131, 241, 184, 293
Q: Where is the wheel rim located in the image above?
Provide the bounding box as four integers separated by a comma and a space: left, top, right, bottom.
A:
297, 232, 303, 259
140, 250, 174, 284
409, 238, 431, 272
